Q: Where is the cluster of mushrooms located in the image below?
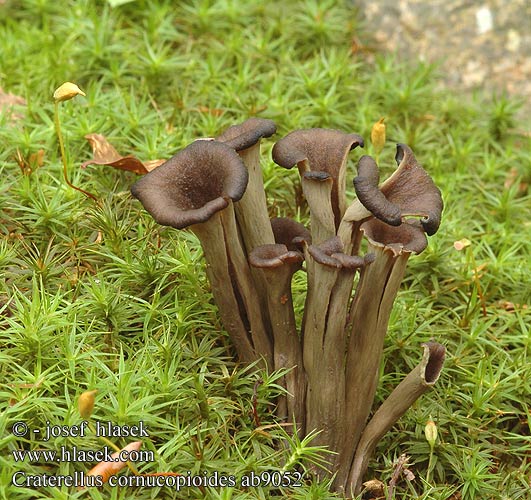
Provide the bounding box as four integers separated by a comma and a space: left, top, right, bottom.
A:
131, 118, 445, 496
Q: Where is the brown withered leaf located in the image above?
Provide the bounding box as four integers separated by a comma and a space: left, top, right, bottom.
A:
195, 105, 225, 117
497, 300, 529, 312
0, 87, 26, 123
504, 167, 528, 195
362, 478, 385, 498
82, 133, 165, 175
16, 149, 45, 175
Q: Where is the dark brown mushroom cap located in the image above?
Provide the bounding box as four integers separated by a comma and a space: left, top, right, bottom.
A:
303, 171, 331, 181
361, 218, 428, 255
272, 128, 364, 171
381, 144, 443, 236
216, 118, 276, 151
249, 244, 303, 269
270, 217, 312, 251
308, 236, 374, 269
353, 145, 443, 236
353, 155, 402, 226
272, 128, 364, 226
131, 140, 248, 229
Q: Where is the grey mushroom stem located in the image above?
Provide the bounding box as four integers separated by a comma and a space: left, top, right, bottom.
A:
216, 118, 277, 253
302, 237, 373, 468
249, 244, 306, 432
335, 243, 413, 489
233, 142, 275, 253
191, 213, 257, 364
347, 342, 446, 496
301, 170, 336, 245
301, 243, 341, 448
219, 201, 273, 368
216, 119, 278, 353
233, 143, 277, 352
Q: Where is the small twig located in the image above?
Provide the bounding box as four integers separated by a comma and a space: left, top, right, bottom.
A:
387, 454, 409, 500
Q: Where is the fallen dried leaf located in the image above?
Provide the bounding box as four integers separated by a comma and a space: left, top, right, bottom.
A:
0, 87, 26, 123
7, 377, 45, 406
195, 106, 225, 117
82, 134, 165, 174
15, 149, 45, 175
7, 378, 44, 389
94, 231, 103, 244
497, 300, 529, 312
403, 468, 415, 481
504, 167, 528, 195
447, 492, 462, 500
362, 478, 385, 498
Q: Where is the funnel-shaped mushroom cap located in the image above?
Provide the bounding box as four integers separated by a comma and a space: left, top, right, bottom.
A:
216, 118, 277, 151
249, 244, 303, 269
382, 144, 443, 235
131, 140, 248, 229
353, 144, 443, 235
354, 155, 402, 226
270, 217, 312, 251
272, 128, 364, 172
272, 128, 364, 225
308, 236, 375, 269
361, 218, 428, 255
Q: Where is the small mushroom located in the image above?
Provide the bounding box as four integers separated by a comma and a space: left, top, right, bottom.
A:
249, 244, 306, 430
308, 236, 373, 269
217, 117, 276, 151
131, 140, 272, 366
345, 144, 442, 232
347, 342, 445, 495
361, 218, 428, 256
270, 217, 312, 251
217, 118, 277, 253
272, 128, 364, 229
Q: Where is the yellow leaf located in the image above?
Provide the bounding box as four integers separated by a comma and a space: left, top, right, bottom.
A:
424, 419, 438, 447
78, 389, 98, 419
370, 117, 386, 154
